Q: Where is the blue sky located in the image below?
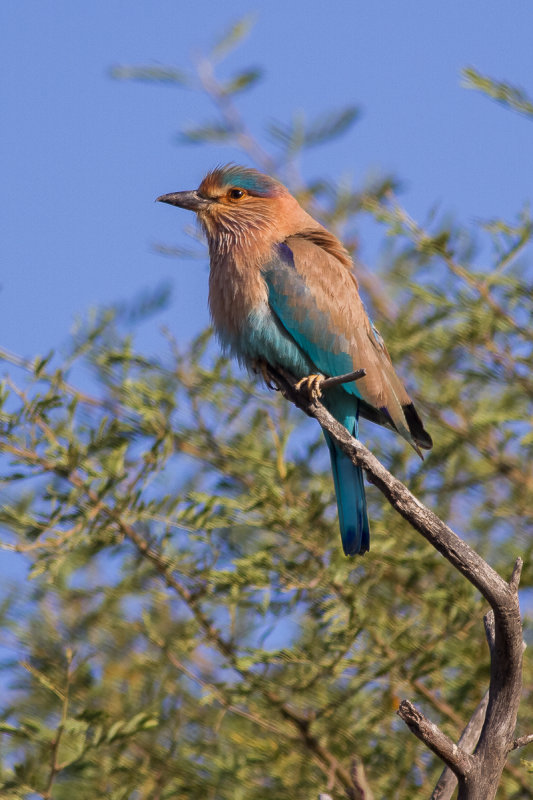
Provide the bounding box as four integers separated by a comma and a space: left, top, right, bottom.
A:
2, 1, 532, 361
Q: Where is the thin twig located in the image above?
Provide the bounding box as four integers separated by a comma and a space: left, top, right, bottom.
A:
484, 611, 496, 654
42, 650, 73, 800
351, 756, 375, 800
512, 733, 533, 750
321, 369, 366, 391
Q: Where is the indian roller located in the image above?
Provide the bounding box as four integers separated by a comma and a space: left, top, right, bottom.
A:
157, 165, 432, 556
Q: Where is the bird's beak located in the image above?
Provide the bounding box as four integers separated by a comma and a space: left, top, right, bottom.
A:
156, 190, 211, 212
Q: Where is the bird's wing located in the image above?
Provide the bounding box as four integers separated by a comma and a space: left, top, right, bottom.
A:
262, 233, 432, 451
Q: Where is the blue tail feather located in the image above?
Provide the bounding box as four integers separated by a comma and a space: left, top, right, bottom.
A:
324, 431, 370, 556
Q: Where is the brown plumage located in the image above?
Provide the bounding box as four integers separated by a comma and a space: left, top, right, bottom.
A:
157, 165, 432, 555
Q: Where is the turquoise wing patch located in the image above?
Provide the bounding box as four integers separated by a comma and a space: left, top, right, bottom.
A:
262, 243, 362, 400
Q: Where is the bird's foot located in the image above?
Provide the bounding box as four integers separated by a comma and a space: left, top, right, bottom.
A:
295, 373, 325, 402
252, 359, 279, 391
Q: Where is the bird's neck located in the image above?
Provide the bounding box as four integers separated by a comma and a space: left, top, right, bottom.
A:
207, 232, 272, 339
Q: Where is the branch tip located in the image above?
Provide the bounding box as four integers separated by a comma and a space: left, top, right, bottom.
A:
512, 733, 533, 750
321, 368, 367, 391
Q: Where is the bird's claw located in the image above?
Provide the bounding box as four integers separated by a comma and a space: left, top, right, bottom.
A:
252, 360, 279, 391
295, 373, 325, 402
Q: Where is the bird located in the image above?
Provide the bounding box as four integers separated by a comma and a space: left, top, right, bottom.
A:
157, 165, 432, 556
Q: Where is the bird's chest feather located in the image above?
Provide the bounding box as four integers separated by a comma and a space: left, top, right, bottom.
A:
207, 248, 312, 375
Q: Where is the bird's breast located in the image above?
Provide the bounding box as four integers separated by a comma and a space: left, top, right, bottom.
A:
207, 250, 312, 375
208, 251, 268, 340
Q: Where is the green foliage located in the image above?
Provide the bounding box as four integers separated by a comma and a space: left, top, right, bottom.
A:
211, 15, 257, 62
2, 17, 533, 800
268, 107, 360, 153
108, 64, 189, 86
462, 67, 533, 118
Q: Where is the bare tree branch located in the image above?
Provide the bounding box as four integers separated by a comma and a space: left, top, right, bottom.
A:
431, 612, 497, 799
512, 733, 533, 750
267, 365, 525, 800
397, 700, 473, 779
430, 692, 489, 799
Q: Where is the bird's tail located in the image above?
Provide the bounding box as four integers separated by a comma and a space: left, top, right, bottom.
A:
323, 431, 370, 556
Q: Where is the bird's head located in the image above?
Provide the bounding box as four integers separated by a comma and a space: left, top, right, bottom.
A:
157, 165, 313, 246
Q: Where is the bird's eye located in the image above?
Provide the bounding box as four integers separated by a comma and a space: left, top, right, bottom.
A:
228, 188, 245, 200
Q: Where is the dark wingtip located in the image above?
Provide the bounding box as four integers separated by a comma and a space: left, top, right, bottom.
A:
402, 403, 433, 450
379, 405, 399, 432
